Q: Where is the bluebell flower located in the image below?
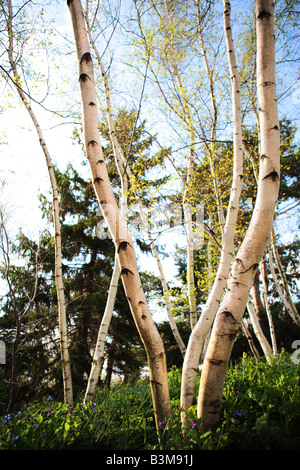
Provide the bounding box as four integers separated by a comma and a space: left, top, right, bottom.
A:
233, 408, 242, 419
2, 414, 10, 425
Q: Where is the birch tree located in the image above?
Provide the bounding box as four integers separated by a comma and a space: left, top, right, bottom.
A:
4, 0, 73, 405
83, 6, 185, 402
247, 297, 273, 359
180, 0, 244, 425
67, 0, 171, 432
83, 6, 127, 401
197, 0, 281, 431
261, 256, 278, 356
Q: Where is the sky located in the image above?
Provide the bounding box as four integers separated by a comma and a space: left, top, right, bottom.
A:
0, 0, 189, 293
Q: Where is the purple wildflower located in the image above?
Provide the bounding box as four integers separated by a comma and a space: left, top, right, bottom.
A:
233, 408, 242, 418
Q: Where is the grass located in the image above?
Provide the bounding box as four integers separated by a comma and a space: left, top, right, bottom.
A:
1, 350, 300, 450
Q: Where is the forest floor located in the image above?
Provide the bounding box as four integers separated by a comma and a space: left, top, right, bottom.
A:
1, 351, 300, 450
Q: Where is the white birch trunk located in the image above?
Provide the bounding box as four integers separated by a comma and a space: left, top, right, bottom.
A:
197, 0, 280, 431
261, 258, 278, 356
84, 9, 186, 358
180, 0, 244, 425
241, 319, 260, 361
247, 298, 273, 359
83, 9, 127, 402
84, 251, 120, 403
6, 0, 73, 405
67, 0, 171, 431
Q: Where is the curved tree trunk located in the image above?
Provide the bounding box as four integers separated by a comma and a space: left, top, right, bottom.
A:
241, 319, 260, 362
84, 251, 120, 403
180, 0, 244, 426
85, 7, 186, 359
197, 0, 280, 431
67, 0, 171, 432
83, 7, 128, 401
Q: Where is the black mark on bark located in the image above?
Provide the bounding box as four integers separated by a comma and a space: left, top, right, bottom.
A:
79, 73, 90, 82
80, 52, 92, 64
121, 268, 134, 276
263, 171, 279, 182
257, 9, 271, 20
118, 241, 129, 252
208, 358, 224, 366
93, 177, 103, 184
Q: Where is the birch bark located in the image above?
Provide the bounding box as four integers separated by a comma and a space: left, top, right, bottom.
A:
180, 0, 244, 425
6, 0, 73, 405
197, 0, 280, 431
67, 0, 171, 430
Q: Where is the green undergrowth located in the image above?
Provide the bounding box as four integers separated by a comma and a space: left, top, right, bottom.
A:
1, 350, 299, 450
